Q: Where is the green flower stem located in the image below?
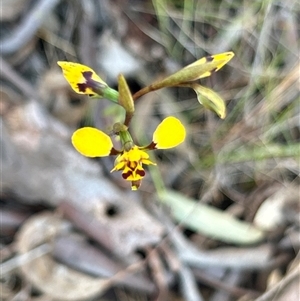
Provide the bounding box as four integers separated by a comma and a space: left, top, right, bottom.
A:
101, 87, 119, 104
119, 130, 134, 151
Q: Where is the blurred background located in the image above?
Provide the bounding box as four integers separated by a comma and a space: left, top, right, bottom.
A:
1, 0, 299, 300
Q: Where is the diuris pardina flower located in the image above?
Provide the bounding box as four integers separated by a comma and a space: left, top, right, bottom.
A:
72, 116, 186, 190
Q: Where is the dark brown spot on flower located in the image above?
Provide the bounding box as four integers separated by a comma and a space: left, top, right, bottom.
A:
82, 71, 93, 80
77, 83, 89, 93
145, 141, 157, 150
136, 169, 145, 177
77, 71, 93, 93
211, 67, 218, 73
206, 55, 214, 62
77, 71, 106, 94
122, 171, 132, 179
109, 148, 121, 156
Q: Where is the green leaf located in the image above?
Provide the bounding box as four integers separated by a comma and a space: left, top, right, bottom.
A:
159, 190, 265, 245
192, 84, 226, 119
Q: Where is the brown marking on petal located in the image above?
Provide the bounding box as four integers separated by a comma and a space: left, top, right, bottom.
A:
206, 55, 214, 62
76, 71, 93, 92
122, 170, 132, 179
77, 83, 89, 93
144, 141, 157, 150
136, 169, 145, 177
109, 148, 121, 156
85, 72, 106, 90
77, 71, 106, 94
211, 67, 218, 73
82, 71, 93, 81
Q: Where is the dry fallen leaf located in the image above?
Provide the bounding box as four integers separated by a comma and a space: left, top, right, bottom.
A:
16, 212, 110, 300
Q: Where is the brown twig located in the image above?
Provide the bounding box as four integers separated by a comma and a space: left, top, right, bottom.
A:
193, 268, 260, 299
147, 247, 169, 301
254, 263, 300, 301
132, 85, 153, 101
53, 236, 156, 294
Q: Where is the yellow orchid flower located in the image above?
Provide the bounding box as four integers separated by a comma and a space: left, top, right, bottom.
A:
72, 116, 186, 190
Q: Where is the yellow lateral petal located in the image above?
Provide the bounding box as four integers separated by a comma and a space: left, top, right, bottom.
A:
57, 61, 106, 96
153, 117, 186, 149
72, 127, 113, 157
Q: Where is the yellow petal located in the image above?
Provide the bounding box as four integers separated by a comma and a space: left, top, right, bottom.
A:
72, 127, 113, 157
153, 117, 186, 149
57, 61, 107, 96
